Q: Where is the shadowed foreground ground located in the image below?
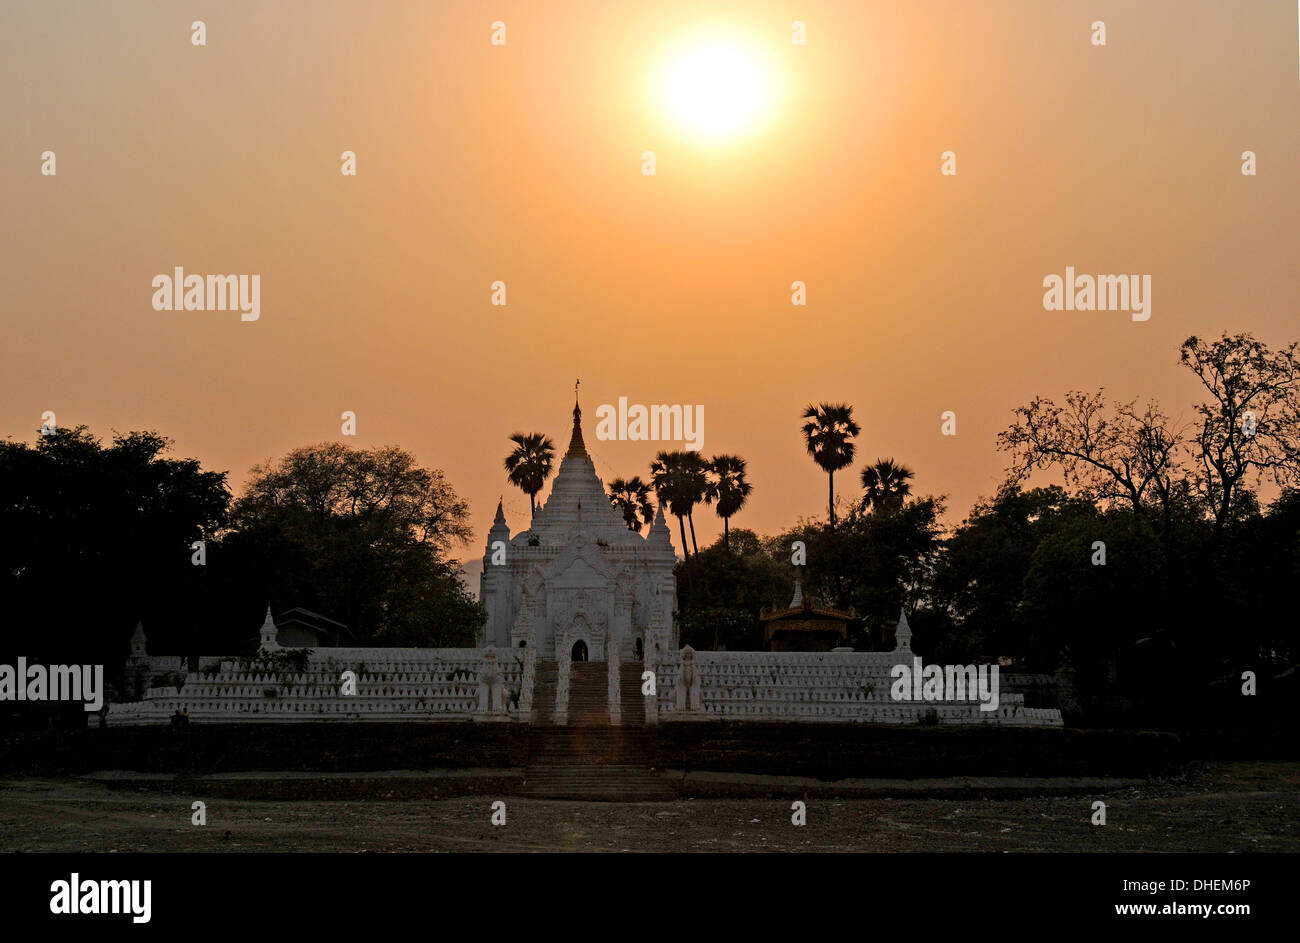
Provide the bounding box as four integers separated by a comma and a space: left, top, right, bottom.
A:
1, 762, 1294, 853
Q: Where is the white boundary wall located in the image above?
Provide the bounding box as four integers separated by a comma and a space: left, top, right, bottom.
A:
110, 647, 1061, 728
654, 651, 1062, 727
108, 647, 525, 726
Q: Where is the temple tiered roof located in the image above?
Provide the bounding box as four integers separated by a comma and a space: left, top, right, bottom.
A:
511, 396, 671, 549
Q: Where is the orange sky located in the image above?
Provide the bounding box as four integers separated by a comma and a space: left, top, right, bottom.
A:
2, 0, 1297, 561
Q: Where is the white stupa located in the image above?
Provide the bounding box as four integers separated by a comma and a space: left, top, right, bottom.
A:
479, 396, 678, 662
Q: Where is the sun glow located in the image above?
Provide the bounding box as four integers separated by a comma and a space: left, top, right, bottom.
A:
653, 32, 777, 142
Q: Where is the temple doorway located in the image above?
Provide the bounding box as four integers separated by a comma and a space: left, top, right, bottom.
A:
571, 640, 588, 662
634, 637, 644, 659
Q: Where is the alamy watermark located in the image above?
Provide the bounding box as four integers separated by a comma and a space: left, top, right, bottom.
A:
50, 874, 151, 923
0, 659, 104, 711
890, 658, 1000, 712
594, 398, 704, 451
1042, 267, 1150, 322
151, 267, 260, 321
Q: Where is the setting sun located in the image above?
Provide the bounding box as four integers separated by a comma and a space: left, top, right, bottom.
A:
653, 33, 776, 141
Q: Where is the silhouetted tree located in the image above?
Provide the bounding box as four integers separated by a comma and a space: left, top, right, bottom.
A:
932, 485, 1092, 664
859, 458, 914, 515
998, 390, 1185, 536
1180, 332, 1300, 532
0, 426, 230, 668
504, 432, 556, 517
675, 530, 788, 650
650, 450, 709, 557
608, 476, 654, 532
775, 494, 945, 649
801, 403, 859, 529
706, 454, 752, 550
224, 442, 480, 646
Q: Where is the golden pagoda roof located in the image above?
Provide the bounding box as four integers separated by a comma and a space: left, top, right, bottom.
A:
565, 400, 587, 458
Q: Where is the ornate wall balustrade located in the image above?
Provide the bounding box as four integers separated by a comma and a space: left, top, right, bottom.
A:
107, 647, 525, 726
110, 645, 1061, 728
652, 650, 1063, 727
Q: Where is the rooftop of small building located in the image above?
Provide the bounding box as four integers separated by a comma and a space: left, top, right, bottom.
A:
759, 574, 856, 625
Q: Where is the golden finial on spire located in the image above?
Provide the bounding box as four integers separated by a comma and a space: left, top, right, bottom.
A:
566, 380, 587, 457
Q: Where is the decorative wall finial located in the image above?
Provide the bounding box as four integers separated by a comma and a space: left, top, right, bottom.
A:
260, 604, 280, 650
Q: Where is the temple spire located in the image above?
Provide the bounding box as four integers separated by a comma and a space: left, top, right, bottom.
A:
893, 607, 913, 653
488, 496, 510, 544
565, 381, 588, 458
259, 604, 280, 651
129, 619, 147, 658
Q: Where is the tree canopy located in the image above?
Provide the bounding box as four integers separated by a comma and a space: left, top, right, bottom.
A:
0, 432, 484, 670
220, 442, 480, 648
0, 426, 230, 665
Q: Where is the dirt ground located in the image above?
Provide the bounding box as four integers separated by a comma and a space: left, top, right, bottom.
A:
1, 761, 1295, 853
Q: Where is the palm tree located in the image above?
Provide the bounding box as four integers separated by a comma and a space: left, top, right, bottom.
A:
650, 451, 700, 558
503, 432, 555, 517
608, 476, 655, 532
800, 403, 860, 529
706, 455, 752, 551
859, 458, 914, 515
680, 451, 711, 555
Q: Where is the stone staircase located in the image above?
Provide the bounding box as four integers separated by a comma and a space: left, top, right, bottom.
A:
521, 659, 674, 802
566, 662, 607, 725
621, 660, 647, 725
532, 659, 556, 725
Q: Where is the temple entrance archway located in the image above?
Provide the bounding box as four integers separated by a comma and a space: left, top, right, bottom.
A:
571, 639, 588, 662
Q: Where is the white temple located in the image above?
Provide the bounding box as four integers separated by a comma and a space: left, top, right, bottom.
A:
105, 398, 1061, 729
479, 399, 678, 662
